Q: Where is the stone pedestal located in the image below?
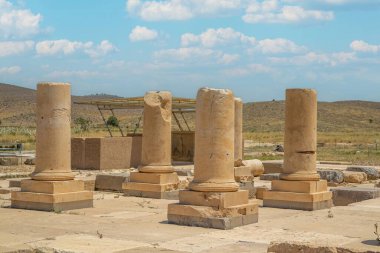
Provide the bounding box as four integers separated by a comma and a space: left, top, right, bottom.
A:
168, 88, 258, 229
263, 89, 332, 210
11, 83, 93, 212
123, 91, 179, 199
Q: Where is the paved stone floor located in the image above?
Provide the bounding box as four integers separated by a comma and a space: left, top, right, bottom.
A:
1, 191, 380, 253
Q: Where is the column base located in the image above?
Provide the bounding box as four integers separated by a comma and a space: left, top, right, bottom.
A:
263, 180, 332, 211
189, 181, 239, 192
31, 171, 75, 181
122, 172, 179, 200
167, 190, 258, 230
138, 165, 174, 173
11, 180, 93, 212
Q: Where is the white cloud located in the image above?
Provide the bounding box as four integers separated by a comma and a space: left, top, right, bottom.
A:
256, 38, 306, 54
181, 28, 255, 47
129, 26, 158, 42
0, 65, 21, 74
126, 0, 242, 21
243, 1, 334, 24
46, 70, 104, 79
350, 40, 380, 53
84, 40, 118, 58
224, 64, 273, 76
218, 53, 240, 64
35, 39, 117, 58
0, 0, 42, 38
154, 47, 238, 65
0, 40, 34, 57
269, 51, 356, 66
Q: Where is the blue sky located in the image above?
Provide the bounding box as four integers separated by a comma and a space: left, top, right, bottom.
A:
0, 0, 379, 102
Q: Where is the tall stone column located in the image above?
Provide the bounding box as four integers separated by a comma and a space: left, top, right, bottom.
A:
234, 97, 243, 162
168, 88, 258, 229
263, 88, 332, 211
31, 83, 75, 181
280, 89, 320, 181
189, 88, 239, 192
139, 91, 174, 173
123, 91, 179, 199
12, 82, 93, 212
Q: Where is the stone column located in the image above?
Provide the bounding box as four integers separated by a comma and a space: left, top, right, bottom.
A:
139, 91, 174, 173
168, 87, 258, 229
31, 83, 75, 181
123, 91, 178, 199
189, 88, 239, 192
280, 89, 320, 181
263, 88, 331, 211
12, 82, 93, 212
234, 97, 243, 162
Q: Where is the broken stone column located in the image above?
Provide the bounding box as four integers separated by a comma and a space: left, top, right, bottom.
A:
123, 91, 179, 199
11, 82, 93, 212
168, 88, 258, 229
263, 89, 332, 210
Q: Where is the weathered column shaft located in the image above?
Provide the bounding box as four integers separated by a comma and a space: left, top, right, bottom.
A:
189, 88, 239, 192
31, 83, 74, 181
139, 91, 173, 173
234, 97, 243, 161
280, 89, 320, 181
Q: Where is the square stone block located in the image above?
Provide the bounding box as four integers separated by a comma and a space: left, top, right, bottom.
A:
178, 190, 249, 208
130, 172, 179, 184
11, 191, 93, 212
271, 180, 328, 193
95, 173, 129, 192
263, 190, 332, 211
234, 166, 254, 182
123, 181, 179, 200
167, 200, 259, 230
20, 180, 85, 194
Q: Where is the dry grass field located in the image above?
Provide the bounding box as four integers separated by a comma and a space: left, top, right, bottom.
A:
1, 83, 379, 165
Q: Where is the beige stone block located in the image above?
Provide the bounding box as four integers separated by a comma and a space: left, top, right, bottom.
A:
11, 191, 93, 204
122, 182, 178, 192
255, 186, 268, 200
20, 180, 85, 194
263, 190, 332, 203
178, 190, 249, 208
271, 180, 328, 193
130, 172, 179, 184
168, 200, 258, 218
343, 171, 367, 183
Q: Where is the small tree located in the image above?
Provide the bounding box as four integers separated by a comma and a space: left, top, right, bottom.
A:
106, 115, 119, 127
74, 117, 92, 131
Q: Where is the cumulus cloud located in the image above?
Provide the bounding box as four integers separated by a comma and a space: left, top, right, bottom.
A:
0, 0, 42, 38
180, 27, 305, 55
350, 40, 380, 53
0, 41, 34, 57
243, 0, 334, 24
224, 64, 273, 76
255, 38, 306, 54
129, 26, 158, 42
126, 0, 242, 21
0, 65, 21, 74
269, 51, 356, 66
35, 39, 117, 58
154, 47, 239, 65
181, 28, 255, 47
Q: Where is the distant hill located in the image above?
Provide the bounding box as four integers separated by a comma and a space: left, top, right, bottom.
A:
0, 83, 379, 134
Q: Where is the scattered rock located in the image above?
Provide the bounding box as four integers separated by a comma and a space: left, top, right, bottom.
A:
317, 169, 344, 184
243, 159, 264, 176
330, 187, 380, 206
274, 144, 284, 152
24, 158, 35, 165
343, 171, 367, 183
346, 166, 379, 180
260, 173, 280, 181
